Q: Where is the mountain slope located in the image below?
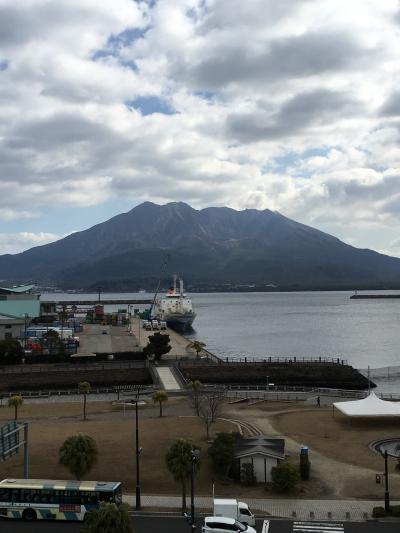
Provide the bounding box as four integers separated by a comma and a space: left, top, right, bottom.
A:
0, 202, 399, 289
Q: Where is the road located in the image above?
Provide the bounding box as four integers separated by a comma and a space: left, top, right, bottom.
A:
1, 516, 400, 532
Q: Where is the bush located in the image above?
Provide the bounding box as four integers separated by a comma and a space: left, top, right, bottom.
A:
0, 339, 23, 365
208, 433, 235, 477
271, 463, 299, 493
391, 505, 400, 517
372, 506, 386, 518
241, 462, 256, 486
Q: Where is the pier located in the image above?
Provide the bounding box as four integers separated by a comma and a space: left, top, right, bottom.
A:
350, 294, 400, 299
42, 298, 153, 306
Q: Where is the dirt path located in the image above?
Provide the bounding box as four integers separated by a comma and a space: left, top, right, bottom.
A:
224, 402, 400, 499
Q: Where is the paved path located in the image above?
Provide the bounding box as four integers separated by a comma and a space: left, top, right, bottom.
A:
155, 367, 182, 390
123, 494, 399, 521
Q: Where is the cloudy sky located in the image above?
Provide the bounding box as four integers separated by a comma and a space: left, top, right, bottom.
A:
0, 0, 400, 256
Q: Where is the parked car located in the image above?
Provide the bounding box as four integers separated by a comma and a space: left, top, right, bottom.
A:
202, 516, 256, 533
151, 320, 159, 330
159, 321, 167, 330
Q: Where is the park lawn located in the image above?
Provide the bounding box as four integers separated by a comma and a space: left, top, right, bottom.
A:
0, 412, 235, 496
270, 408, 400, 472
0, 400, 113, 420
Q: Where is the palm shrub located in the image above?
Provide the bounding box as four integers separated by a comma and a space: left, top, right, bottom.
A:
8, 395, 23, 421
271, 463, 299, 493
186, 341, 206, 359
152, 390, 168, 417
81, 502, 134, 533
59, 433, 98, 480
187, 380, 202, 416
78, 381, 91, 421
166, 439, 200, 512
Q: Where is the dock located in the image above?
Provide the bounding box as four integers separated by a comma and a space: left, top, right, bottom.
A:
42, 298, 153, 306
350, 294, 400, 299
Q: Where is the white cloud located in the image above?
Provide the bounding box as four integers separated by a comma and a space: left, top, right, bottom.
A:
0, 232, 61, 254
0, 0, 399, 254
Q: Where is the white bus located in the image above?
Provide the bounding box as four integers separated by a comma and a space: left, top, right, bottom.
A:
0, 478, 122, 521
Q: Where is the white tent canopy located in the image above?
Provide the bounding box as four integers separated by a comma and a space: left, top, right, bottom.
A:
333, 392, 400, 417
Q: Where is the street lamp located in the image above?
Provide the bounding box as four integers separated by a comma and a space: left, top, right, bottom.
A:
134, 389, 142, 510
24, 313, 28, 350
382, 450, 390, 514
190, 448, 200, 531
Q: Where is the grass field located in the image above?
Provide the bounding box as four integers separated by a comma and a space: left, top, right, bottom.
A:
0, 401, 236, 496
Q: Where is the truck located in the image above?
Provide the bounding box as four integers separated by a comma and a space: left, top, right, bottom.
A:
213, 499, 255, 526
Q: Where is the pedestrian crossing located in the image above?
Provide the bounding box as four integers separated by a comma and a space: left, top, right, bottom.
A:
293, 522, 344, 532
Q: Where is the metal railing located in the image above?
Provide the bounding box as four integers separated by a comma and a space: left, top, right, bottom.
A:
176, 356, 348, 366
0, 360, 148, 374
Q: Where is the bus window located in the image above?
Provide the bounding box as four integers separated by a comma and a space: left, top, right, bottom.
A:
98, 492, 113, 503
0, 489, 10, 502
11, 489, 20, 503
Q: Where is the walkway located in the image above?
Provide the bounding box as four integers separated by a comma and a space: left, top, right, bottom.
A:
154, 367, 182, 391
123, 495, 398, 521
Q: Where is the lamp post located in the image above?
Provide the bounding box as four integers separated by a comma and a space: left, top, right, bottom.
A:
190, 449, 200, 531
134, 388, 142, 510
383, 450, 390, 514
24, 313, 28, 350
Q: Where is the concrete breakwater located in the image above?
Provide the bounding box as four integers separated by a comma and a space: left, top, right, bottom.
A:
0, 319, 371, 392
177, 360, 372, 390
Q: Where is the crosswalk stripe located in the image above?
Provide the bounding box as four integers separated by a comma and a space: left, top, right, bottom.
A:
293, 522, 344, 532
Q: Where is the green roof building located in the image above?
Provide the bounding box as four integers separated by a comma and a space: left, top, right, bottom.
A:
0, 285, 40, 318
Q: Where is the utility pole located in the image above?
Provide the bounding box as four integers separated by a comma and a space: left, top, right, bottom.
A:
135, 388, 142, 510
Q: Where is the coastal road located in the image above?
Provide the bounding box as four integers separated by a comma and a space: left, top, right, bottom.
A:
2, 517, 400, 532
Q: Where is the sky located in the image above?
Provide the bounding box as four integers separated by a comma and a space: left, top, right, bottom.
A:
0, 0, 400, 256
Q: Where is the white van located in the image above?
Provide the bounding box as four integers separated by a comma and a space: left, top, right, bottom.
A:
213, 499, 255, 526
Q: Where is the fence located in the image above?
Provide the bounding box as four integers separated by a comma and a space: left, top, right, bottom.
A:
0, 384, 157, 401
176, 356, 348, 366
0, 360, 149, 374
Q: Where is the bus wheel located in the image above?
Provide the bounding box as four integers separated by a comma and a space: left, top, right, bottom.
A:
22, 508, 37, 521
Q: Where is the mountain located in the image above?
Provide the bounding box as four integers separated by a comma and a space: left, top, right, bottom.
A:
0, 201, 400, 290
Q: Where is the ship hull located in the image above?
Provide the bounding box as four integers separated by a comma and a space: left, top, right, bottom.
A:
164, 313, 196, 331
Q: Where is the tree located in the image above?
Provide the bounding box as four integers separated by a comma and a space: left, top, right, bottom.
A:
166, 439, 200, 512
152, 389, 168, 417
241, 462, 256, 486
59, 433, 98, 480
198, 391, 225, 440
43, 329, 67, 362
78, 381, 91, 421
0, 339, 23, 365
143, 332, 171, 361
186, 340, 206, 359
8, 395, 23, 421
187, 380, 202, 416
81, 502, 134, 533
271, 463, 299, 493
208, 432, 236, 477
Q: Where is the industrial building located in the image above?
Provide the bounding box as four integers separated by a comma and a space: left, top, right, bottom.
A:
0, 313, 25, 341
0, 285, 40, 318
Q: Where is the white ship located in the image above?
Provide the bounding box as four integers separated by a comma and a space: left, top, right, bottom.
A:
152, 276, 196, 331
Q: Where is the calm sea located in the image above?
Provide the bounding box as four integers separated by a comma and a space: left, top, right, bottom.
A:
42, 290, 400, 373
